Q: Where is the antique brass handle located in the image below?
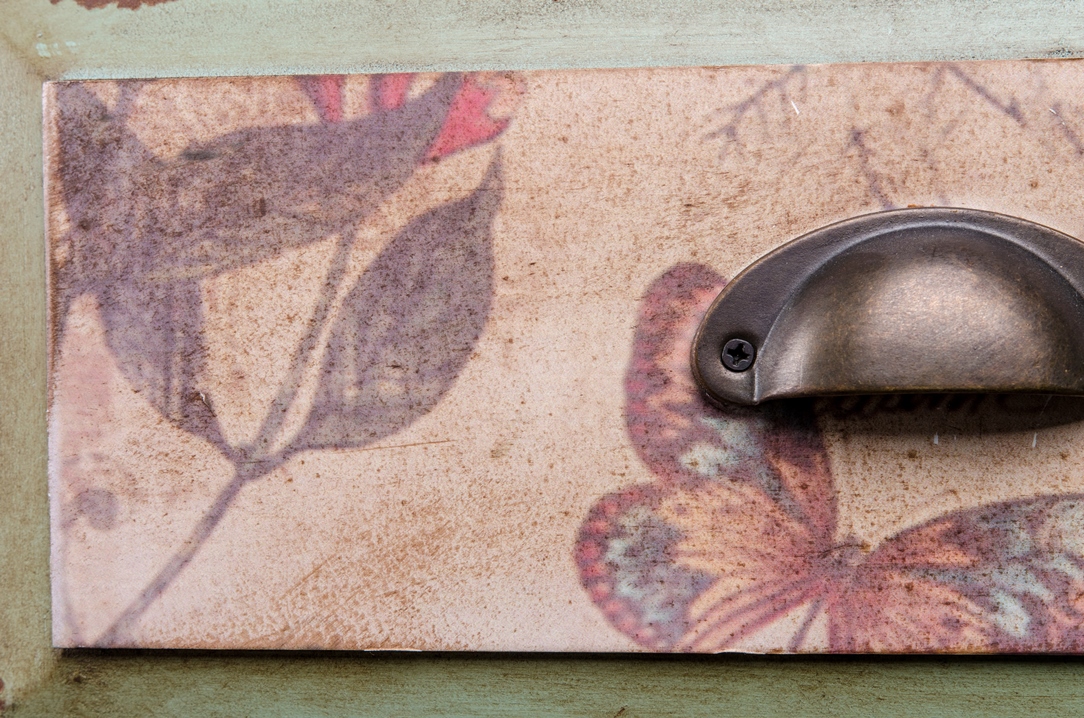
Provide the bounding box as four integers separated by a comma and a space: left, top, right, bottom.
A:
692, 208, 1084, 406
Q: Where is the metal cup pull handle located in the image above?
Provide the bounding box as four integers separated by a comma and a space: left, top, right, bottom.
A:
692, 208, 1084, 407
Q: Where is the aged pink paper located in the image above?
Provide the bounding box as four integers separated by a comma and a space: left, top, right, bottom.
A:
46, 62, 1084, 651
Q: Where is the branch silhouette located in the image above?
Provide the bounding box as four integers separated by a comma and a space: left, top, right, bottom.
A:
52, 75, 509, 645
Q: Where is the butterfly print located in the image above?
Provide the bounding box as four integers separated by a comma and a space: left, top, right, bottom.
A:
576, 263, 1084, 652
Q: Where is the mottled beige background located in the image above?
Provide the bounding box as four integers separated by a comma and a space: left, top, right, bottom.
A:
46, 61, 1084, 651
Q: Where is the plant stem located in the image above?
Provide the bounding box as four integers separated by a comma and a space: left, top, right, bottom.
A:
96, 229, 358, 646
243, 229, 357, 459
96, 468, 247, 646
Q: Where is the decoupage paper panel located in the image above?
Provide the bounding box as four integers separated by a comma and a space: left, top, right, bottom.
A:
46, 61, 1084, 651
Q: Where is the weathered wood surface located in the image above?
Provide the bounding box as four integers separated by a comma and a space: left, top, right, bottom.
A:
6, 0, 1084, 713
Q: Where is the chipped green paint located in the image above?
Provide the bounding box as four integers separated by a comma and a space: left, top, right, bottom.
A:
6, 0, 1084, 713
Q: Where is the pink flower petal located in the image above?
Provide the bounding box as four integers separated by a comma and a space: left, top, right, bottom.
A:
426, 76, 510, 161
297, 75, 346, 124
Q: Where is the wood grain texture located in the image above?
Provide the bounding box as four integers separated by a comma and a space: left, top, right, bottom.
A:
0, 36, 53, 716
6, 0, 1084, 713
3, 0, 1084, 79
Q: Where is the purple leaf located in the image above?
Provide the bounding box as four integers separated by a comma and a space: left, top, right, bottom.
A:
54, 76, 464, 290
96, 275, 231, 452
157, 73, 463, 274
291, 156, 503, 452
52, 76, 466, 452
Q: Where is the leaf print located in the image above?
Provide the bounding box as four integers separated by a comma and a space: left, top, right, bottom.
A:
53, 75, 463, 296
131, 73, 462, 277
97, 275, 230, 452
52, 75, 469, 451
47, 72, 517, 645
293, 156, 503, 452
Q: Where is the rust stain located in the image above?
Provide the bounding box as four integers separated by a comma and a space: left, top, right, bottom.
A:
50, 0, 180, 9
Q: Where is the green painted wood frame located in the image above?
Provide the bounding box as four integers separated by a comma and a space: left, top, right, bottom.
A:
5, 1, 1084, 714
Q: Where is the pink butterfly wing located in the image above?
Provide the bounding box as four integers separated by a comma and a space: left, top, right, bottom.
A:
576, 263, 838, 651
622, 263, 835, 534
836, 495, 1084, 652
577, 478, 834, 651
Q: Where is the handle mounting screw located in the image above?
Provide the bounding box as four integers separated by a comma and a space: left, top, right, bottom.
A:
721, 338, 756, 372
